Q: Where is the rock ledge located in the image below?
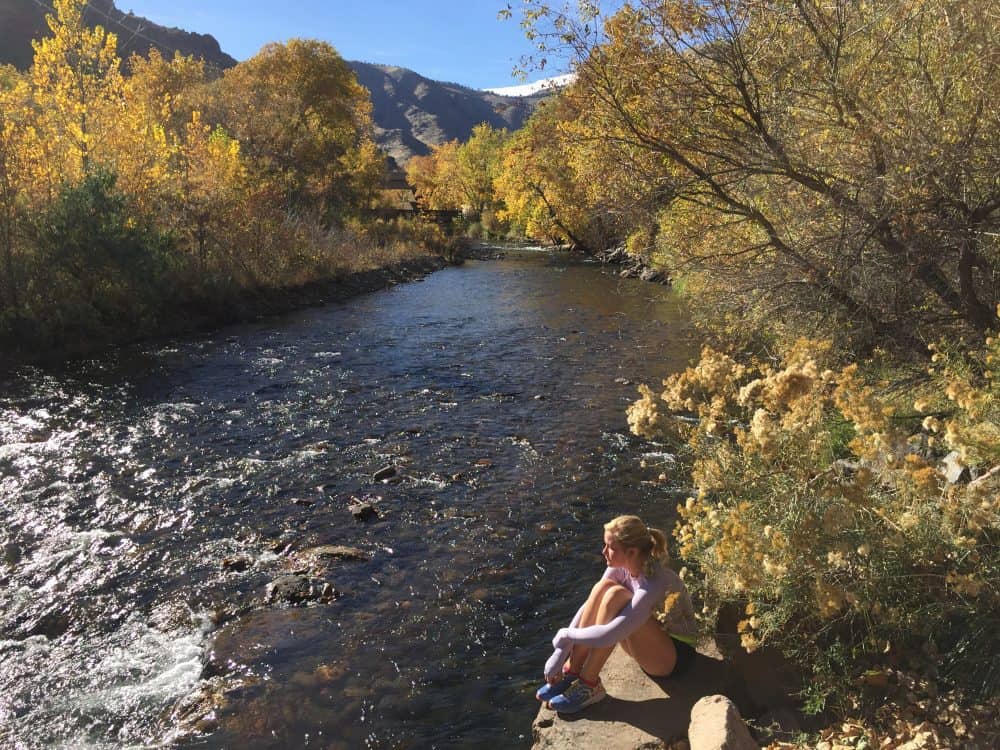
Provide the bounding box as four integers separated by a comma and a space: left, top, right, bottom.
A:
532, 645, 744, 750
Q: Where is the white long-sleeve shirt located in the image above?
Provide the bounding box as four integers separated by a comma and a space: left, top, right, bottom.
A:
544, 564, 697, 678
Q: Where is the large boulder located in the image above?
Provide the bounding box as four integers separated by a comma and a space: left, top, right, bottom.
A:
688, 695, 758, 750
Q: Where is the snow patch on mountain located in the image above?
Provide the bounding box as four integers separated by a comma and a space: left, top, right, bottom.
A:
483, 73, 575, 97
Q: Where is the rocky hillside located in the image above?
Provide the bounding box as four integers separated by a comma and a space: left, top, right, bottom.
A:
0, 0, 235, 71
1, 0, 556, 166
348, 61, 551, 165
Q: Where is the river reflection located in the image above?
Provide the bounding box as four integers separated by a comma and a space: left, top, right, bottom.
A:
0, 249, 696, 749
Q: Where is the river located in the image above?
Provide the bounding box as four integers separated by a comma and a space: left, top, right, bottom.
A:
0, 248, 696, 749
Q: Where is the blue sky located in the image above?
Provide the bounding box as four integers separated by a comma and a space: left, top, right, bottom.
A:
120, 1, 579, 90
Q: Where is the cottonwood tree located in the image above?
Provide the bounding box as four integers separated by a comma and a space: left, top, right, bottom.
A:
406, 141, 464, 210
169, 112, 246, 272
406, 127, 509, 221
456, 123, 509, 218
495, 92, 605, 248
206, 39, 382, 221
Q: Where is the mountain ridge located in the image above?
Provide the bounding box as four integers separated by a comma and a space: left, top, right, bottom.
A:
348, 60, 550, 165
0, 0, 236, 72
0, 0, 557, 164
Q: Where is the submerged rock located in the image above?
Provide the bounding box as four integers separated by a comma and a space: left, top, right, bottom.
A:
22, 608, 71, 639
264, 575, 338, 605
221, 556, 252, 572
3, 542, 21, 566
349, 501, 379, 522
302, 545, 368, 562
168, 674, 262, 740
291, 545, 369, 574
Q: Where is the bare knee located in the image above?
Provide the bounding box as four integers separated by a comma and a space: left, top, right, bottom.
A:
585, 578, 619, 607
597, 584, 632, 619
589, 578, 619, 597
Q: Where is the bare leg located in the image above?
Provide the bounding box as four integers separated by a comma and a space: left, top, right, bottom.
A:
563, 579, 624, 675
620, 618, 677, 677
577, 585, 633, 683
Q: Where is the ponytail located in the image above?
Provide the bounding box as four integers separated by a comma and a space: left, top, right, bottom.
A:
646, 527, 668, 576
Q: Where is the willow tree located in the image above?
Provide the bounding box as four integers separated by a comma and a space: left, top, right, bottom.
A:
518, 0, 1000, 353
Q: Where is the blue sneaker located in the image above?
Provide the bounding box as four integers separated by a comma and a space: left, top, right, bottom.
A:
535, 673, 576, 702
548, 678, 606, 713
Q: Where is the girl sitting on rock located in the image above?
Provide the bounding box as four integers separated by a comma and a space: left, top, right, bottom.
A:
537, 514, 698, 713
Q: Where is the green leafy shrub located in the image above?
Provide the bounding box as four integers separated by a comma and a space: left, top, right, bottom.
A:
19, 171, 172, 346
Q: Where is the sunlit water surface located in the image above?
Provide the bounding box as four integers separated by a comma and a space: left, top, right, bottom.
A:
1, 249, 696, 749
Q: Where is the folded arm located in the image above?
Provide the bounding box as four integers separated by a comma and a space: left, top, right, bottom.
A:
543, 568, 622, 678
563, 580, 662, 648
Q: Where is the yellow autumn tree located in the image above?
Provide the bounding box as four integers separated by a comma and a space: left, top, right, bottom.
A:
168, 112, 246, 274
0, 70, 28, 308
126, 49, 207, 137
495, 90, 618, 249
117, 50, 211, 219
516, 0, 1000, 354
406, 125, 508, 225
207, 39, 382, 221
455, 123, 508, 218
405, 140, 464, 210
28, 0, 125, 189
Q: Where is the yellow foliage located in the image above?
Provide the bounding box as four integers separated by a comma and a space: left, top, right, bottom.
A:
406, 141, 464, 211
1, 5, 438, 346
516, 0, 1000, 354
631, 324, 1000, 691
29, 0, 125, 183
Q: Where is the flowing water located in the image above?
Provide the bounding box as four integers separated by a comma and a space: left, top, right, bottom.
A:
0, 248, 696, 749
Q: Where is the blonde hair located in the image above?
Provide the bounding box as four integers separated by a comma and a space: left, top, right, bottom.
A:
604, 515, 668, 576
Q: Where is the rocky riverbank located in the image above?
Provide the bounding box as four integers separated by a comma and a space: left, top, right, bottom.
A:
531, 636, 811, 750
0, 254, 452, 374
531, 647, 1000, 749
595, 245, 670, 284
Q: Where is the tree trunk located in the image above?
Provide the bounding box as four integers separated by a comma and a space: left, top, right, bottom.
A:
0, 150, 18, 311
957, 238, 995, 333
